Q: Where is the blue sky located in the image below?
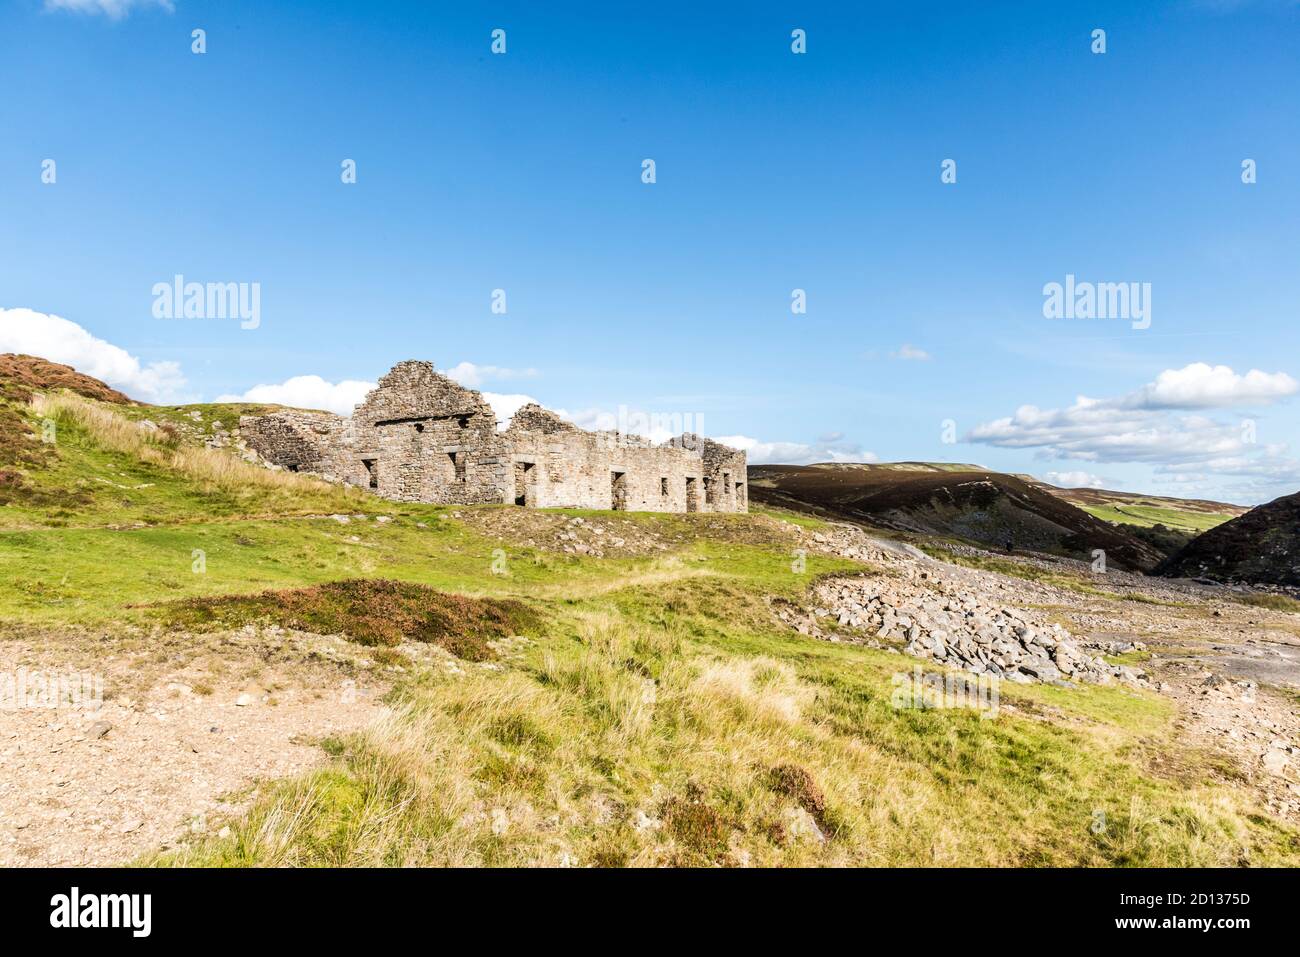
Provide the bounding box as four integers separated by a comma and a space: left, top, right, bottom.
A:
2, 0, 1299, 504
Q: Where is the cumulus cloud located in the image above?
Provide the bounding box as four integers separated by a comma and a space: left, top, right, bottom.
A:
968, 362, 1300, 502
1124, 363, 1297, 410
43, 0, 173, 18
1043, 470, 1105, 489
443, 362, 537, 388
0, 306, 187, 401
891, 344, 931, 361
217, 376, 375, 416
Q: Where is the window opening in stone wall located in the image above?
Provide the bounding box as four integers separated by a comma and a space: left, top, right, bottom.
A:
457, 415, 471, 429
735, 481, 745, 507
704, 476, 715, 505
414, 422, 425, 433
660, 477, 668, 496
361, 458, 378, 489
611, 471, 627, 510
449, 451, 466, 483
723, 471, 732, 495
685, 476, 698, 513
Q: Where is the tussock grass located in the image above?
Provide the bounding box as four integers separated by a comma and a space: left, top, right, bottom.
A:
10, 391, 1296, 867
152, 601, 1298, 868
7, 392, 364, 528
32, 392, 341, 500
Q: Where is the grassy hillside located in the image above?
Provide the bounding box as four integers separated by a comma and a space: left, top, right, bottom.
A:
749, 464, 1164, 570
1037, 486, 1246, 535
1160, 490, 1300, 587
2, 369, 1297, 866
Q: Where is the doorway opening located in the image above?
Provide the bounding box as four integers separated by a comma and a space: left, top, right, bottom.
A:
514, 461, 535, 506
611, 471, 627, 510
361, 458, 378, 489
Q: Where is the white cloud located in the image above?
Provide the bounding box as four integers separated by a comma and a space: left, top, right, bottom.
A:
968, 362, 1300, 503
0, 306, 187, 401
1125, 363, 1297, 410
713, 434, 877, 466
443, 362, 537, 388
43, 0, 173, 18
891, 344, 931, 361
1043, 470, 1105, 489
217, 376, 375, 416
482, 392, 540, 430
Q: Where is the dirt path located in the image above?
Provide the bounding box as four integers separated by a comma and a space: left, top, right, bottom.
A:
0, 625, 392, 866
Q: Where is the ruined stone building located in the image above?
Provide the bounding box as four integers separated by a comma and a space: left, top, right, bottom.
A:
241, 361, 748, 513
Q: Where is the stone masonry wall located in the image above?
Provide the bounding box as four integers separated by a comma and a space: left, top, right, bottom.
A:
346, 361, 505, 504
239, 410, 350, 477
241, 361, 747, 513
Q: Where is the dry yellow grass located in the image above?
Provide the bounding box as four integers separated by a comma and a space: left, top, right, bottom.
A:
32, 391, 356, 503
152, 606, 1294, 868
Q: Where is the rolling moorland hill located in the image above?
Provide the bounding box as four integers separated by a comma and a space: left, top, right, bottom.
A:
758, 463, 1246, 560
1, 354, 1299, 867
1159, 490, 1300, 588
747, 463, 1165, 571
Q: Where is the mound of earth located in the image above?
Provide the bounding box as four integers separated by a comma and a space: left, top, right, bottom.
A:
451, 506, 806, 557
749, 464, 1163, 571
156, 579, 540, 660
1159, 491, 1300, 587
0, 353, 135, 405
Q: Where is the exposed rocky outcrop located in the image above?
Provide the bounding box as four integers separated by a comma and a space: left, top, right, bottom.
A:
772, 521, 1145, 685
807, 573, 1143, 685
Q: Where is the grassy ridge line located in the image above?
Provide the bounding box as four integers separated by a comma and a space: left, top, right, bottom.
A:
0, 510, 861, 626
1, 392, 365, 530
32, 392, 353, 503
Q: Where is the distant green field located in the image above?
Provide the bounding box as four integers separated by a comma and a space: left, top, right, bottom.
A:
1078, 502, 1237, 534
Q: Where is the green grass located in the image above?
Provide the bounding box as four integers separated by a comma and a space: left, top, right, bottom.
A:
116, 401, 285, 437
5, 391, 1297, 867
149, 585, 1299, 867
0, 509, 858, 626
1080, 502, 1237, 534
0, 395, 364, 530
